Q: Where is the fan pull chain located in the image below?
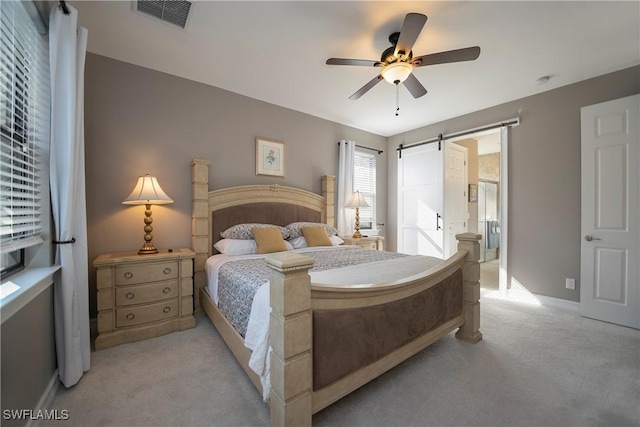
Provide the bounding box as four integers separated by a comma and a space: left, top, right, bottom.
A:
395, 83, 400, 116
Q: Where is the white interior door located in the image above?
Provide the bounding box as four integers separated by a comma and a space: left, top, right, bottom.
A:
580, 94, 639, 329
444, 142, 468, 258
397, 143, 444, 257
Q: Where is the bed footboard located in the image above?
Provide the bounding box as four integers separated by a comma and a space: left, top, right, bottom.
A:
265, 233, 481, 427
312, 268, 463, 390
266, 253, 316, 427
454, 233, 483, 343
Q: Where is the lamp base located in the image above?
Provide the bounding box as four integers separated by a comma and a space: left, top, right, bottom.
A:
138, 203, 158, 254
138, 242, 159, 255
352, 230, 363, 238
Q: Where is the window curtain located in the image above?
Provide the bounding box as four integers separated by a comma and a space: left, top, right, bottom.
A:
337, 140, 355, 236
49, 4, 90, 388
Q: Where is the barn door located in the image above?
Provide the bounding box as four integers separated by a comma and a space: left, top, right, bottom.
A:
397, 143, 444, 257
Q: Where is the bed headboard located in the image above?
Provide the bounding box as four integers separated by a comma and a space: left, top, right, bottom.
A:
190, 159, 335, 308
211, 202, 322, 249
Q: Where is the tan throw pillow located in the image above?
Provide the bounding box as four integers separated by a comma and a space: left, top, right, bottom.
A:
252, 227, 289, 254
302, 226, 333, 247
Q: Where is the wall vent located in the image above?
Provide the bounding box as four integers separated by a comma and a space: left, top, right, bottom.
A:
136, 0, 192, 29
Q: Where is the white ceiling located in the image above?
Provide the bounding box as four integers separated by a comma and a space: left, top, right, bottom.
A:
71, 1, 640, 137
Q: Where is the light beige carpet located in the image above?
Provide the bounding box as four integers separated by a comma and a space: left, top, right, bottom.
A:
47, 287, 640, 427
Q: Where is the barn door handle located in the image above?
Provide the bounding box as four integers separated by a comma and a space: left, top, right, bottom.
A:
436, 213, 442, 230
584, 235, 601, 241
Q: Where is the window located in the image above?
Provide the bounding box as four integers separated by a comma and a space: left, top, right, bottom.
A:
1, 0, 50, 279
353, 150, 376, 230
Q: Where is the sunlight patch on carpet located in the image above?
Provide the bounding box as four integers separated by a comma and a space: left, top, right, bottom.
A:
482, 276, 541, 306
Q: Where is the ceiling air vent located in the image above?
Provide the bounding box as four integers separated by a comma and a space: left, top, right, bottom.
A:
136, 0, 192, 29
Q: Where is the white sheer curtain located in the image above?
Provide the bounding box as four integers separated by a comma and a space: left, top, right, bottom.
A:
49, 4, 90, 387
337, 140, 355, 236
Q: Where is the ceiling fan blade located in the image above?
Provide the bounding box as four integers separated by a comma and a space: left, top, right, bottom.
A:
394, 13, 427, 59
349, 75, 383, 100
403, 73, 428, 98
326, 58, 382, 67
412, 46, 481, 67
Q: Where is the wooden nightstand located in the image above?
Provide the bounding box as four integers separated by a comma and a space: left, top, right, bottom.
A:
341, 235, 385, 251
94, 248, 196, 350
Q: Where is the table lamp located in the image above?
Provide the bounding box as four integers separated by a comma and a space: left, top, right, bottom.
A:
122, 174, 173, 254
345, 190, 369, 238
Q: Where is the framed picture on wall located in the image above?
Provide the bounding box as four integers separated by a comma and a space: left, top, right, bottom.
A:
469, 184, 478, 202
256, 137, 285, 177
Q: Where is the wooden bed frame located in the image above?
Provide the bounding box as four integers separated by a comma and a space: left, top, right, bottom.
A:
190, 159, 482, 426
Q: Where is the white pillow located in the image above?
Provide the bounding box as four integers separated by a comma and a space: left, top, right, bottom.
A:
214, 239, 293, 255
214, 239, 257, 255
331, 235, 344, 246
289, 235, 343, 249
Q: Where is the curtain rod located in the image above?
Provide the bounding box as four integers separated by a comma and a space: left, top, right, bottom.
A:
397, 117, 520, 155
337, 141, 383, 155
59, 0, 69, 15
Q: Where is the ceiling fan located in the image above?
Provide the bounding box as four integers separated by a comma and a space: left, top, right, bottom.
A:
326, 13, 481, 101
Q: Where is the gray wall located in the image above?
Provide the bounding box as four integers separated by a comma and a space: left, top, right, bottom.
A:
1, 286, 57, 427
388, 66, 640, 301
84, 53, 388, 316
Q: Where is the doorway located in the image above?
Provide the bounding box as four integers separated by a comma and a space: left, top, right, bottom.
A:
396, 120, 515, 294
451, 130, 502, 289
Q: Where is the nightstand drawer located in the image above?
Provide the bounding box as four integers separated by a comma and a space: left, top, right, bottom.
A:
116, 299, 179, 328
115, 261, 178, 286
360, 241, 377, 250
115, 280, 179, 307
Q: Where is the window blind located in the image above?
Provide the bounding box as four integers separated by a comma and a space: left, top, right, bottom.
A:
0, 0, 50, 252
353, 150, 376, 229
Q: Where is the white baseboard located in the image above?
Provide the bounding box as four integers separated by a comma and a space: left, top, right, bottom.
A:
482, 287, 580, 314
26, 370, 59, 427
535, 293, 580, 313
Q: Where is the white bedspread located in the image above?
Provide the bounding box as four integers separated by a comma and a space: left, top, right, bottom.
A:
206, 247, 443, 401
246, 253, 442, 400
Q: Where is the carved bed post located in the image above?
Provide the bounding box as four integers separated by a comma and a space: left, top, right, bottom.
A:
455, 232, 483, 343
321, 175, 335, 227
191, 158, 210, 310
266, 253, 315, 427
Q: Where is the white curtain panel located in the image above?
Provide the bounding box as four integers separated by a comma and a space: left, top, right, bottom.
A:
337, 140, 355, 236
49, 4, 90, 387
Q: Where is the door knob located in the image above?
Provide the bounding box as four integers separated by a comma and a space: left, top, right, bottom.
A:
584, 235, 601, 241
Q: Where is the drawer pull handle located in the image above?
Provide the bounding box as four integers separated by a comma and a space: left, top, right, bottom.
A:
163, 267, 172, 275
162, 287, 171, 294
163, 306, 171, 313
126, 313, 135, 320
124, 272, 133, 279
126, 292, 135, 300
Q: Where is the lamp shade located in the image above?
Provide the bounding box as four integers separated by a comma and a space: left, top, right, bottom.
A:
345, 191, 369, 208
381, 62, 413, 84
122, 175, 173, 205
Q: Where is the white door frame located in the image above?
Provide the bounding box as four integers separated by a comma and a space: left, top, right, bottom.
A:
499, 127, 509, 294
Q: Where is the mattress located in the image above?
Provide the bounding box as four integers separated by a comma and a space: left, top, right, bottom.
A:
204, 245, 443, 400
206, 245, 408, 336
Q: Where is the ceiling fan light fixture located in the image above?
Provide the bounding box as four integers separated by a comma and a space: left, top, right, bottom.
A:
381, 62, 413, 84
